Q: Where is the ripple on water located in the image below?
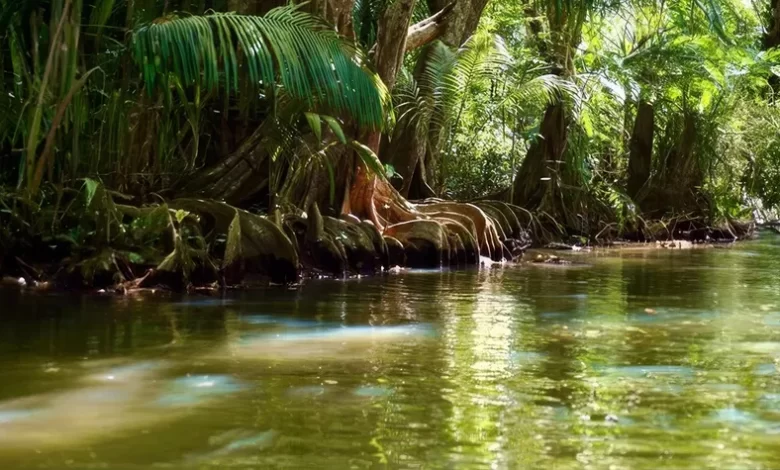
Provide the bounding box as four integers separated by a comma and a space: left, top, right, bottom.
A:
713, 407, 754, 424
754, 363, 778, 376
759, 394, 780, 411
538, 311, 576, 322
352, 385, 392, 398
173, 298, 234, 307
509, 351, 545, 365
626, 308, 717, 324
86, 360, 168, 382
241, 315, 332, 328
592, 364, 696, 379
242, 324, 436, 343
763, 313, 780, 327
156, 375, 246, 407
705, 406, 780, 435
286, 385, 327, 398
0, 409, 38, 424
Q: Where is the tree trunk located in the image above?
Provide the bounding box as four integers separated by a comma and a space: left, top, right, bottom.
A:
764, 0, 780, 50
405, 3, 456, 51
381, 44, 435, 198
378, 0, 489, 199
311, 0, 355, 38
765, 0, 780, 90
627, 100, 654, 200
410, 157, 437, 199
429, 0, 489, 47
346, 0, 417, 222
507, 5, 583, 214
384, 116, 426, 198
374, 0, 417, 92
642, 112, 699, 216
510, 102, 568, 208
664, 113, 697, 187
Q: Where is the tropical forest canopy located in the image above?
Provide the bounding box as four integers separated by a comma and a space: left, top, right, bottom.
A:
0, 0, 779, 284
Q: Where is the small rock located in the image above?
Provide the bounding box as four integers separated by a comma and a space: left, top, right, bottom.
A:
32, 281, 51, 291
644, 308, 657, 315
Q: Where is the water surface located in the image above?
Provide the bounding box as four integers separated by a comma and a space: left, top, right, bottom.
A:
1, 235, 780, 469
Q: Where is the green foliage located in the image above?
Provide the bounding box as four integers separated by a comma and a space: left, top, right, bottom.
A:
1, 0, 779, 253
393, 31, 569, 196
132, 5, 388, 129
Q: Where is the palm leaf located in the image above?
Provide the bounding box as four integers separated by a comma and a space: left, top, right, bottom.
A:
131, 5, 388, 129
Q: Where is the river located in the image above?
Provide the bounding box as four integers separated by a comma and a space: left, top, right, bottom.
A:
1, 234, 779, 469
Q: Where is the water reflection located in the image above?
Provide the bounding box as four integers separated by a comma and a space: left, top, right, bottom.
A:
1, 234, 780, 468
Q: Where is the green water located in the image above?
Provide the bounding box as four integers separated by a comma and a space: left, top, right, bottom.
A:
2, 235, 780, 469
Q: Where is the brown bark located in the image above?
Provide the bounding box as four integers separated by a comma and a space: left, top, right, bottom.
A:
663, 113, 697, 186
348, 0, 498, 234
311, 0, 355, 38
627, 100, 654, 199
347, 0, 417, 223
640, 112, 700, 216
381, 44, 435, 198
429, 0, 489, 47
374, 0, 417, 92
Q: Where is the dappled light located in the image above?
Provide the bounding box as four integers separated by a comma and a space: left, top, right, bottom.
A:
2, 236, 780, 467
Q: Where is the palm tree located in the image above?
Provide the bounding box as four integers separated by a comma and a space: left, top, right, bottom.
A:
508, 0, 743, 231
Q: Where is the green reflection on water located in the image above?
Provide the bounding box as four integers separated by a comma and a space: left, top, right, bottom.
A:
1, 235, 780, 469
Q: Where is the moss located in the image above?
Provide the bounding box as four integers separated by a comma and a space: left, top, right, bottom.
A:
324, 216, 380, 274
170, 199, 299, 284
385, 220, 450, 268
358, 220, 390, 270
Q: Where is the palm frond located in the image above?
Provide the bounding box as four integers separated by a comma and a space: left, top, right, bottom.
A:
500, 74, 573, 113
438, 33, 511, 118
132, 5, 388, 129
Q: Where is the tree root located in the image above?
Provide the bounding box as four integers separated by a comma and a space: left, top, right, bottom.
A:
347, 169, 530, 266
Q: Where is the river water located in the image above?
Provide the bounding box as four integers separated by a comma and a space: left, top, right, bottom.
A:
1, 234, 780, 469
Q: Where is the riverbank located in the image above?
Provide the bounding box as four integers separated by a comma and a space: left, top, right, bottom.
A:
1, 216, 758, 296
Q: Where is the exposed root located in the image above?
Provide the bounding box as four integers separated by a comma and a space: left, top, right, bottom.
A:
346, 169, 530, 265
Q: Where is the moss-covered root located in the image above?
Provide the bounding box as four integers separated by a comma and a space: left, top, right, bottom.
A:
169, 198, 299, 284
284, 203, 393, 276
384, 220, 450, 268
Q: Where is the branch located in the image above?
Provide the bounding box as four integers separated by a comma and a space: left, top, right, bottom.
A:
404, 2, 455, 52
370, 2, 455, 56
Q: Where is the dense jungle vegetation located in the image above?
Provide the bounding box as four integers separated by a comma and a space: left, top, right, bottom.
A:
0, 0, 779, 288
